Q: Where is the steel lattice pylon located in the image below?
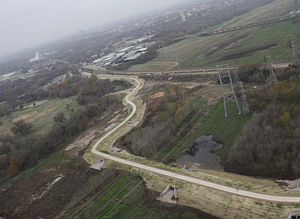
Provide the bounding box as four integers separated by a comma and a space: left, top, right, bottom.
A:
217, 64, 241, 117
157, 41, 168, 59
266, 58, 277, 88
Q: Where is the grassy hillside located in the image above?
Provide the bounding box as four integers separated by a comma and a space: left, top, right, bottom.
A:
218, 0, 300, 28
129, 0, 300, 71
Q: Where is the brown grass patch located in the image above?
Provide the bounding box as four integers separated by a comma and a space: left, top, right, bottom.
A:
12, 111, 38, 123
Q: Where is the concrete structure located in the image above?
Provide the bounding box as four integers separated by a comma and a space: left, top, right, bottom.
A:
287, 212, 300, 219
157, 184, 178, 204
90, 159, 105, 171
276, 179, 300, 191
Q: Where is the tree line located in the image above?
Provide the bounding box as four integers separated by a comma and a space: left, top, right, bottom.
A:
227, 63, 300, 178
0, 74, 127, 182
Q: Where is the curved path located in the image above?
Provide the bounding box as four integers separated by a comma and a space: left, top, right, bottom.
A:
91, 78, 300, 203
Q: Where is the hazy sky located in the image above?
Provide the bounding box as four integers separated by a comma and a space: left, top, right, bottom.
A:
0, 0, 189, 57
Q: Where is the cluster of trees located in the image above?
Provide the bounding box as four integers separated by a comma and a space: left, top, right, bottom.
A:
0, 106, 95, 178
227, 63, 300, 178
0, 58, 32, 74
76, 75, 113, 105
0, 62, 69, 115
237, 62, 300, 85
0, 64, 121, 117
237, 64, 270, 84
0, 73, 128, 181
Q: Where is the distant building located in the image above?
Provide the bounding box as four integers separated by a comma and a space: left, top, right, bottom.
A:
29, 52, 42, 63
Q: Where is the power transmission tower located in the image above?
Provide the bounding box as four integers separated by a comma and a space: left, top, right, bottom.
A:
157, 41, 168, 59
233, 67, 250, 115
217, 64, 241, 117
265, 58, 277, 87
291, 38, 298, 62
238, 82, 250, 115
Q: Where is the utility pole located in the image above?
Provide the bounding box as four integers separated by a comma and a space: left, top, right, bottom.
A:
157, 41, 168, 59
217, 64, 241, 117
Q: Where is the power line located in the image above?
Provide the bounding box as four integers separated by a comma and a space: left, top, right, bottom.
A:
65, 80, 236, 218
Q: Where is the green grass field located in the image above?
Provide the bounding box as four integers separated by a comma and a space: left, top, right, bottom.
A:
151, 20, 299, 69
63, 172, 199, 219
166, 100, 251, 162
129, 62, 177, 71
0, 96, 84, 135
194, 101, 251, 159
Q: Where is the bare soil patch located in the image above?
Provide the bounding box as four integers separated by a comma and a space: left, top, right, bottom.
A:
219, 43, 277, 61
65, 129, 102, 156
12, 111, 38, 123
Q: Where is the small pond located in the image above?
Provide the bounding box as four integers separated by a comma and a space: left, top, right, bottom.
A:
176, 135, 224, 171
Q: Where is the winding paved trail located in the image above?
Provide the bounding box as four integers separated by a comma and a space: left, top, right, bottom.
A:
91, 77, 300, 203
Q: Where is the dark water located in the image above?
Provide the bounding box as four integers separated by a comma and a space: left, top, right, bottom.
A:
176, 135, 224, 171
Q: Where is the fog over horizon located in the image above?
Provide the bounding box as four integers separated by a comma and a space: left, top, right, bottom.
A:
0, 0, 191, 58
